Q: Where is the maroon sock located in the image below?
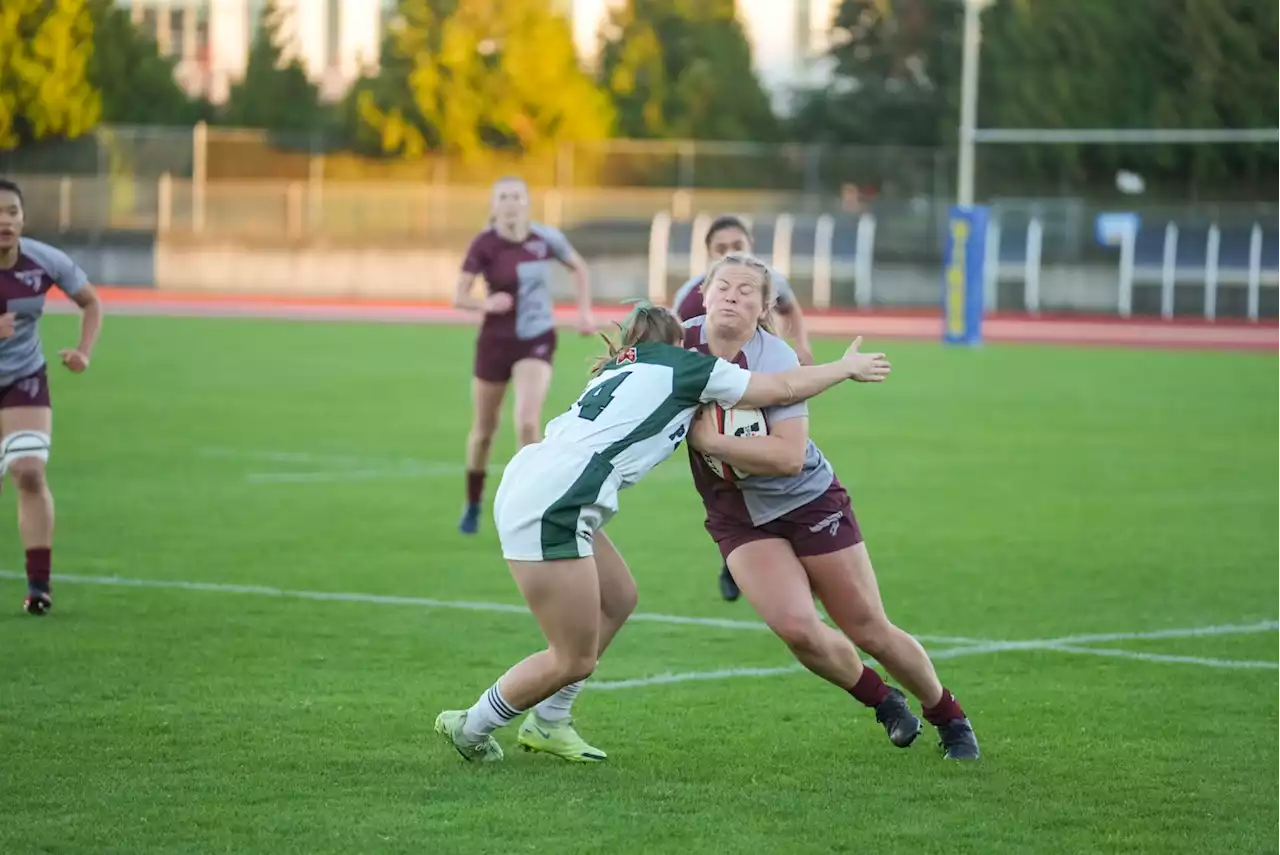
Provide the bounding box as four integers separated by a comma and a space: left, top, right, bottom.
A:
26, 548, 51, 592
922, 687, 966, 726
465, 470, 486, 506
848, 666, 892, 707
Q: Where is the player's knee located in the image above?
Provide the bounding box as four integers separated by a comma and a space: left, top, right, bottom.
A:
772, 614, 828, 657
554, 650, 597, 684
470, 418, 499, 442
469, 424, 497, 458
515, 418, 541, 447
1, 430, 50, 491
9, 458, 47, 493
845, 615, 894, 655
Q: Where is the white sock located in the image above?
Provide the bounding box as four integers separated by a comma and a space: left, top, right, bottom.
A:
462, 682, 524, 740
533, 680, 586, 722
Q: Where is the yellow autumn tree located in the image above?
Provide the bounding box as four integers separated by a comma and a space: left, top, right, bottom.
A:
0, 0, 101, 149
360, 0, 613, 161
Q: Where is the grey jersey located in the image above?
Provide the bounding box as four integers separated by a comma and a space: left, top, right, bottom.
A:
683, 316, 835, 526
0, 238, 89, 386
462, 223, 576, 340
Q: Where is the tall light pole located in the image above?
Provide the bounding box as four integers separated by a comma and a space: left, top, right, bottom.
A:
957, 0, 995, 208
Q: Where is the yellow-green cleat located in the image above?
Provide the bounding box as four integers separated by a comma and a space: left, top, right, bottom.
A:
516, 713, 607, 762
434, 710, 504, 763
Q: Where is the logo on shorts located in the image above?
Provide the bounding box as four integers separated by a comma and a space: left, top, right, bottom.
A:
524, 240, 547, 259
531, 343, 550, 358
14, 270, 44, 291
15, 378, 41, 399
809, 512, 843, 537
616, 347, 637, 365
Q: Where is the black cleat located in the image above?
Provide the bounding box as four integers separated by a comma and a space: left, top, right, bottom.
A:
937, 717, 980, 760
23, 587, 52, 616
458, 502, 481, 535
874, 687, 923, 747
718, 563, 740, 601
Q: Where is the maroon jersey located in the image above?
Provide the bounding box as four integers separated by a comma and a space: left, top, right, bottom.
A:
681, 318, 834, 526
1, 237, 88, 387
462, 223, 576, 340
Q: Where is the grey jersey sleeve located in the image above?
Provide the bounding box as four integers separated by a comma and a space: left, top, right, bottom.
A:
752, 331, 807, 423
24, 239, 88, 295
532, 223, 577, 266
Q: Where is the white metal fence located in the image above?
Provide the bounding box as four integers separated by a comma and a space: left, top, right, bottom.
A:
649, 212, 1279, 321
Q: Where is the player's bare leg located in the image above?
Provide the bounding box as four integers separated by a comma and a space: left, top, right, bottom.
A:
731, 538, 925, 749
518, 531, 634, 761
436, 555, 601, 762
460, 378, 507, 534
805, 543, 980, 760
1, 406, 54, 615
730, 539, 866, 683
510, 358, 552, 449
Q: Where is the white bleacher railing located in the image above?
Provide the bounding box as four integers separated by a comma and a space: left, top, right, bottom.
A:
983, 219, 1002, 312
1159, 223, 1179, 320
1024, 217, 1043, 314
772, 214, 794, 276
1247, 224, 1263, 322
647, 211, 671, 304
689, 212, 712, 278
812, 214, 835, 309
651, 210, 1274, 321
1203, 224, 1221, 321
853, 215, 877, 307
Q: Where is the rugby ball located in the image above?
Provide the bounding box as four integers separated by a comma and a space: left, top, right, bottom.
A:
699, 403, 769, 481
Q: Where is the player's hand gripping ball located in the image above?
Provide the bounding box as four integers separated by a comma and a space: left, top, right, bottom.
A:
695, 403, 768, 481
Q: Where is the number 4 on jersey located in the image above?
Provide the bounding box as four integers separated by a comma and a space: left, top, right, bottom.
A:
577, 373, 629, 421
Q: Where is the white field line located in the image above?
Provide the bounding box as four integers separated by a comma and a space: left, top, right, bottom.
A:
1039, 643, 1279, 670
245, 466, 468, 485
590, 665, 808, 690
0, 570, 971, 643
200, 447, 694, 485
589, 637, 1279, 689
1022, 621, 1280, 646
589, 644, 999, 690
1, 571, 1274, 679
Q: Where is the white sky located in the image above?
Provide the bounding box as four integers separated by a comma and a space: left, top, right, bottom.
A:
571, 0, 805, 79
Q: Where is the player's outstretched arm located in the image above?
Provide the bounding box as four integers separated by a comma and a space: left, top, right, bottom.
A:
736, 336, 890, 409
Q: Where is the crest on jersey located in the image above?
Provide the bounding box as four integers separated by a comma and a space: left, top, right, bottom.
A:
524, 239, 547, 259
14, 270, 43, 291
615, 347, 637, 365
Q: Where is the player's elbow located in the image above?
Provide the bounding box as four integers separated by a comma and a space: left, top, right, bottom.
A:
741, 376, 797, 409
772, 433, 808, 476
775, 451, 805, 477
760, 440, 805, 476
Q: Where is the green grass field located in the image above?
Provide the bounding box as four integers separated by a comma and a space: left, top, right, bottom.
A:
2, 315, 1276, 855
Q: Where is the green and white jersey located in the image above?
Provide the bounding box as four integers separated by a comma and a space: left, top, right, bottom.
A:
542, 342, 752, 489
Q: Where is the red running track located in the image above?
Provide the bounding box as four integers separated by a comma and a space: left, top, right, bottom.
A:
45, 288, 1278, 353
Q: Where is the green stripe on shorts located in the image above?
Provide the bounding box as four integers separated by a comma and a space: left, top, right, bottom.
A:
540, 454, 613, 561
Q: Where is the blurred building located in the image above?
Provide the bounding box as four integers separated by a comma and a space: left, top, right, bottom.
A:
572, 0, 840, 115
118, 0, 835, 114
116, 0, 382, 104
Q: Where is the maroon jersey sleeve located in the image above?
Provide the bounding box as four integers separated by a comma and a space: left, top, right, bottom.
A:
461, 231, 492, 275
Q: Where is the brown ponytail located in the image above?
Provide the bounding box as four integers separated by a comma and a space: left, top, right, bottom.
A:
590, 301, 685, 374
